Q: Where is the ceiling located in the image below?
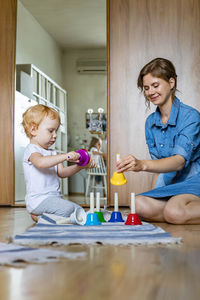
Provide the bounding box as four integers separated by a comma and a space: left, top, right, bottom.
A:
20, 0, 106, 49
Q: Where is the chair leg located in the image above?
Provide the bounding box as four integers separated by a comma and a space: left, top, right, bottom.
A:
103, 175, 107, 196
85, 174, 91, 197
92, 175, 95, 193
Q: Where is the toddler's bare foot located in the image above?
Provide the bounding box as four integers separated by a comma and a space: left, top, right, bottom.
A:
30, 214, 38, 222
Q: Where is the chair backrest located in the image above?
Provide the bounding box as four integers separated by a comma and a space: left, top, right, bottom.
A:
87, 152, 107, 175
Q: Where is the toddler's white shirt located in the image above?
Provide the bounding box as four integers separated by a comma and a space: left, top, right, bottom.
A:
23, 144, 61, 212
90, 147, 101, 167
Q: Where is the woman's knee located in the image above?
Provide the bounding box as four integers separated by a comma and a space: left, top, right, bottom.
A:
163, 204, 187, 224
135, 196, 153, 216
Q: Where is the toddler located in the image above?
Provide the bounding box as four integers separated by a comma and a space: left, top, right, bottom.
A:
88, 137, 106, 167
88, 137, 106, 188
22, 104, 95, 220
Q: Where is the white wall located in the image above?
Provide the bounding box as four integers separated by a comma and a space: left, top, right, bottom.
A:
62, 48, 107, 150
16, 1, 63, 86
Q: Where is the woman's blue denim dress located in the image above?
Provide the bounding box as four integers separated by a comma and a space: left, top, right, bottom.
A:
139, 97, 200, 199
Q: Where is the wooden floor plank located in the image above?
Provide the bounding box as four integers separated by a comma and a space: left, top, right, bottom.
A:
0, 207, 200, 300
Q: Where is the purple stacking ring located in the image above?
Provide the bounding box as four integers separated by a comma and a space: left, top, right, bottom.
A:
76, 149, 90, 166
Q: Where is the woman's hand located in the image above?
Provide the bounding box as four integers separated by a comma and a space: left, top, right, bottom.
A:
116, 154, 185, 174
116, 155, 145, 173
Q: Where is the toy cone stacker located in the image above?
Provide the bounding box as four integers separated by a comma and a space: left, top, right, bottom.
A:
85, 192, 101, 226
125, 193, 142, 225
68, 207, 86, 225
68, 149, 90, 166
108, 193, 124, 222
57, 207, 86, 225
110, 154, 127, 185
95, 192, 106, 222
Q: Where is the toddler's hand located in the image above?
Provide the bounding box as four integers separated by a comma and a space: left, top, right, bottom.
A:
84, 158, 96, 169
66, 151, 80, 162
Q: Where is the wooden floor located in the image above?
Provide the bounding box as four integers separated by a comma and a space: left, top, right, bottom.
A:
0, 207, 200, 300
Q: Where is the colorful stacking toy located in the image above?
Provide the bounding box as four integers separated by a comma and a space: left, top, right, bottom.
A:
108, 193, 124, 222
76, 149, 90, 166
125, 193, 142, 225
110, 171, 127, 185
85, 192, 101, 226
68, 149, 90, 166
110, 154, 127, 185
95, 192, 106, 222
68, 207, 86, 225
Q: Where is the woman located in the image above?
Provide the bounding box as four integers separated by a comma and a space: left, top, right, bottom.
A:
116, 58, 200, 224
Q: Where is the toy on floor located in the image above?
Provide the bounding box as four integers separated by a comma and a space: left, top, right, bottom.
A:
110, 154, 127, 185
95, 192, 106, 222
125, 193, 142, 225
108, 192, 124, 222
65, 207, 86, 225
85, 192, 101, 225
68, 149, 90, 166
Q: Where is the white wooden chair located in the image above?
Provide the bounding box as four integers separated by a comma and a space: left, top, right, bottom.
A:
85, 153, 107, 197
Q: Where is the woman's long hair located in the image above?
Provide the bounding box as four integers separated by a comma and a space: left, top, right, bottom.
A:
137, 58, 178, 108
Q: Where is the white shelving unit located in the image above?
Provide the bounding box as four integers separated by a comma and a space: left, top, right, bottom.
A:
16, 64, 68, 198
